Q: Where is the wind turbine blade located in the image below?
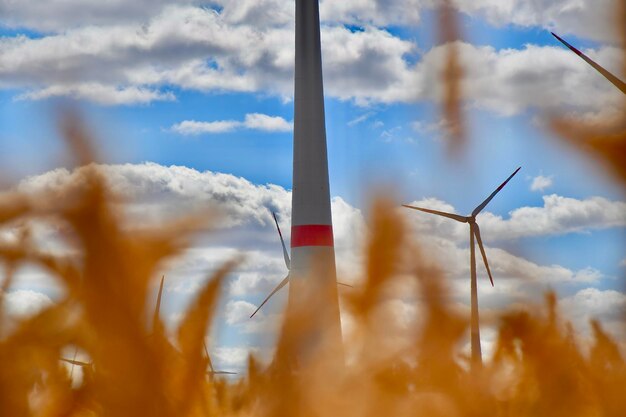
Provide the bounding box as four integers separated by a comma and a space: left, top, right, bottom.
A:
272, 212, 291, 270
402, 204, 468, 223
337, 282, 353, 288
249, 275, 290, 318
551, 32, 626, 94
472, 167, 521, 217
473, 223, 494, 287
204, 341, 215, 373
60, 358, 91, 367
153, 276, 165, 333
70, 348, 78, 380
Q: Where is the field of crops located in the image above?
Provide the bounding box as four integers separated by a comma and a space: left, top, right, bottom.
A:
0, 110, 624, 417
1, 2, 625, 416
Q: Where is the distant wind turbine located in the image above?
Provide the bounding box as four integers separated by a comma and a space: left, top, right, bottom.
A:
153, 275, 165, 334
152, 276, 236, 377
249, 212, 351, 319
403, 167, 521, 369
204, 343, 236, 378
551, 32, 626, 94
61, 276, 236, 378
60, 357, 91, 368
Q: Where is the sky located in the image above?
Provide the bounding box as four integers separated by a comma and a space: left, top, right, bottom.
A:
1, 0, 625, 372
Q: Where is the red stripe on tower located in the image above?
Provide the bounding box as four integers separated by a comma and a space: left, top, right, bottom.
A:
291, 225, 334, 248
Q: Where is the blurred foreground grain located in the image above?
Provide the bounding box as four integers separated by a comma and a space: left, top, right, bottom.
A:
0, 114, 624, 417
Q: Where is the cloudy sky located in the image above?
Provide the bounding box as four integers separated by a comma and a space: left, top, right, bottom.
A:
1, 0, 625, 371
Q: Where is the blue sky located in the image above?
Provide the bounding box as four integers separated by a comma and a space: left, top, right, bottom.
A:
1, 0, 625, 370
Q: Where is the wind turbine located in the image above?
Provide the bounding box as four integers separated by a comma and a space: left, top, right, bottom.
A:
60, 357, 90, 369
204, 343, 236, 378
551, 32, 626, 94
152, 276, 236, 377
61, 276, 169, 376
249, 212, 351, 319
250, 212, 290, 319
403, 167, 521, 368
61, 276, 236, 378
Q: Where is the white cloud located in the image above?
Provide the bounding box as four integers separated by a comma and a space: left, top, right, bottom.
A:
214, 0, 293, 27
213, 347, 251, 369
402, 229, 605, 309
530, 175, 554, 192
347, 112, 374, 127
16, 84, 175, 106
455, 0, 620, 43
0, 0, 200, 31
488, 248, 603, 285
3, 289, 53, 319
479, 194, 626, 240
560, 287, 626, 341
418, 42, 623, 117
403, 194, 626, 243
170, 113, 292, 135
402, 197, 469, 241
0, 4, 622, 114
411, 119, 458, 141
228, 256, 287, 297
561, 287, 626, 321
211, 346, 273, 372
16, 165, 624, 287
322, 0, 623, 43
400, 193, 623, 306
1, 0, 620, 45
17, 162, 290, 228
320, 0, 426, 27
12, 162, 365, 321
243, 113, 292, 132
225, 300, 257, 325
0, 0, 427, 34
0, 6, 271, 103
8, 162, 625, 353
224, 299, 281, 335
170, 120, 241, 135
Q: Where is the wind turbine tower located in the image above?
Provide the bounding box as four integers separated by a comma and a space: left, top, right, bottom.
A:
288, 0, 342, 364
251, 0, 343, 368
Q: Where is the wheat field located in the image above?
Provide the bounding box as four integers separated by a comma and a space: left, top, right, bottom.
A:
1, 3, 625, 417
